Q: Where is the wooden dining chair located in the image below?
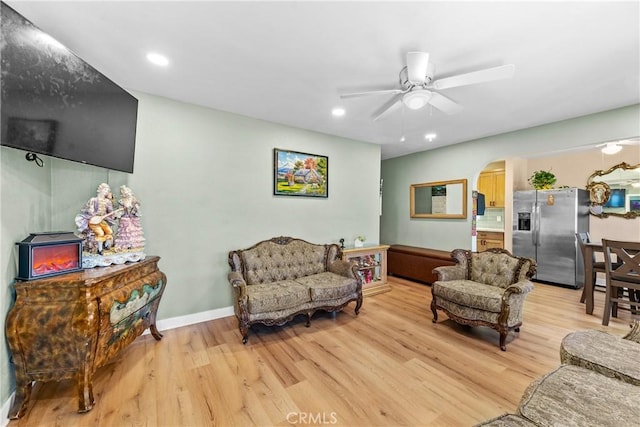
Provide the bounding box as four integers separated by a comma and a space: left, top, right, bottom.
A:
575, 232, 606, 304
602, 239, 640, 326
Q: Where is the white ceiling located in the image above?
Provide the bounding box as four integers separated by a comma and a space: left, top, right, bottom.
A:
6, 1, 640, 160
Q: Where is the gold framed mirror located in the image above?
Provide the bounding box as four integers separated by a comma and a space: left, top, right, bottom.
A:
586, 162, 640, 218
410, 179, 467, 219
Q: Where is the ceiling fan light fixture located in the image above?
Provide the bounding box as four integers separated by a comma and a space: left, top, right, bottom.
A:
601, 142, 622, 155
402, 90, 432, 110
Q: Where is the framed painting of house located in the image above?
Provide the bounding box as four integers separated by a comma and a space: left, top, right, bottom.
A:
274, 148, 328, 197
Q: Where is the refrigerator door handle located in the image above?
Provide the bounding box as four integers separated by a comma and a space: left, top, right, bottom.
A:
535, 203, 542, 247
531, 203, 537, 246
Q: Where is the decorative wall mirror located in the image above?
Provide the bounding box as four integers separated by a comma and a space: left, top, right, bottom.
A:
410, 179, 467, 219
586, 162, 640, 218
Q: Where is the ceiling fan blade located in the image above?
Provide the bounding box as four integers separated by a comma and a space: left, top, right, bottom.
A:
407, 52, 429, 85
372, 93, 404, 121
340, 89, 403, 99
431, 64, 515, 90
428, 92, 463, 115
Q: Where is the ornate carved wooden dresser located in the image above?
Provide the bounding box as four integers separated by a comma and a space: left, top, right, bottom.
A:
5, 256, 166, 419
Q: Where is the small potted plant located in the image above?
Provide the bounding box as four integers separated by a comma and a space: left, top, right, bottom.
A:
529, 170, 557, 190
354, 235, 366, 248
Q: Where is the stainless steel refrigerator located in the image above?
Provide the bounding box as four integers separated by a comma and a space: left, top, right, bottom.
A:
512, 188, 590, 288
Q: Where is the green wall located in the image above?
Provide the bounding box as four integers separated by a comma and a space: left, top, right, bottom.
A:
1, 147, 52, 418
0, 92, 381, 412
380, 104, 640, 250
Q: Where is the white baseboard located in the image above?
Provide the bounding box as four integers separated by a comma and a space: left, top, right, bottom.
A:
1, 305, 234, 425
145, 305, 235, 334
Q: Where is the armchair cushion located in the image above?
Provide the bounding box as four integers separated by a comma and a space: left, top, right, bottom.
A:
432, 280, 506, 313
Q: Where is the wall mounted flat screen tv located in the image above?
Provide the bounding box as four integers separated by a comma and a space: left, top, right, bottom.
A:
0, 2, 138, 173
604, 188, 626, 208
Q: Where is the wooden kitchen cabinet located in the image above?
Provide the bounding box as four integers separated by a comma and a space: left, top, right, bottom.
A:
477, 231, 504, 252
478, 170, 505, 208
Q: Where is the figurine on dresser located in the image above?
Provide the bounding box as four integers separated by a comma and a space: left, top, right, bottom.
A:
75, 183, 117, 255
75, 183, 146, 268
114, 185, 146, 252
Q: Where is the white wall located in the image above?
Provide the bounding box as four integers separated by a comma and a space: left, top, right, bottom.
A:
0, 92, 381, 410
380, 104, 640, 251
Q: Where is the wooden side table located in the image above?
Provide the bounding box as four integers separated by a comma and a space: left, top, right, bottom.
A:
5, 256, 166, 419
342, 244, 390, 296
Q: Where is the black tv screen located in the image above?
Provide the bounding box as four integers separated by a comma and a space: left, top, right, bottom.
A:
477, 192, 486, 216
0, 2, 138, 173
604, 188, 626, 208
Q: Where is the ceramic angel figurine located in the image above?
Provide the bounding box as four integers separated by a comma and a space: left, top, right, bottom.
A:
75, 183, 117, 254
114, 185, 145, 252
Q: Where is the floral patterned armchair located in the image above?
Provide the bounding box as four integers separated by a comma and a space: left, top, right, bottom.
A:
431, 249, 536, 351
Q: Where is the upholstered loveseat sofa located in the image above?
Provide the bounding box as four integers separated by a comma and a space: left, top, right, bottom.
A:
227, 236, 362, 343
476, 321, 640, 426
431, 249, 536, 350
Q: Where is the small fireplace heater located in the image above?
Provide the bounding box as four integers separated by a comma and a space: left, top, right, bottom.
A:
16, 232, 83, 280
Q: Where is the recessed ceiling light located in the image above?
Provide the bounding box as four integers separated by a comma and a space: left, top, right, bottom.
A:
400, 136, 406, 142
332, 107, 345, 117
425, 133, 437, 141
146, 52, 169, 66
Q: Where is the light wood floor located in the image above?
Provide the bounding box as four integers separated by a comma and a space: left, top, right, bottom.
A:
8, 277, 635, 427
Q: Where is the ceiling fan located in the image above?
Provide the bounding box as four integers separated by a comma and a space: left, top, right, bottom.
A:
596, 138, 640, 155
340, 52, 515, 121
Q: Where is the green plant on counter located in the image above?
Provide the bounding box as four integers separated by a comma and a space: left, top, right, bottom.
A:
529, 170, 557, 190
